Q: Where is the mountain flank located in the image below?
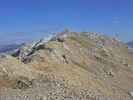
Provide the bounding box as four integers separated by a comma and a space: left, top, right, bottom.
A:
0, 31, 133, 100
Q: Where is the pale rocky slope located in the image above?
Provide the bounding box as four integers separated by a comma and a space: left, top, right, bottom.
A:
0, 31, 133, 99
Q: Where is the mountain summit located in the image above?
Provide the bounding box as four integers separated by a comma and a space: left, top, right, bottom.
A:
0, 32, 133, 99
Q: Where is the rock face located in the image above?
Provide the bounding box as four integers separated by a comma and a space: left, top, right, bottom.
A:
0, 32, 133, 100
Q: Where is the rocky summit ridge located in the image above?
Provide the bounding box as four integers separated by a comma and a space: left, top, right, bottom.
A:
0, 31, 133, 100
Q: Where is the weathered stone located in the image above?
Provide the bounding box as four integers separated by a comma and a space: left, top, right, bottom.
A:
0, 31, 132, 99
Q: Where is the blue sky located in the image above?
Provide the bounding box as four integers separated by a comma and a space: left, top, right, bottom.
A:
0, 0, 133, 44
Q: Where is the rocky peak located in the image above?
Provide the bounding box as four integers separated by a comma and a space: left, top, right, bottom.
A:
12, 40, 43, 61
0, 31, 132, 99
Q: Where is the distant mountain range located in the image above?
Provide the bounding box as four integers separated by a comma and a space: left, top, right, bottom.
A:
127, 41, 133, 48
0, 40, 132, 53
0, 44, 21, 53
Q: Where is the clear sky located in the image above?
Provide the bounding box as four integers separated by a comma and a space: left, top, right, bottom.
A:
0, 0, 133, 44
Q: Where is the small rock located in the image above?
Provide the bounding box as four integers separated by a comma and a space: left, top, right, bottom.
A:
128, 91, 133, 98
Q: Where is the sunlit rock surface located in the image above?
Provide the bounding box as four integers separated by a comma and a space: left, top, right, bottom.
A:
0, 32, 133, 100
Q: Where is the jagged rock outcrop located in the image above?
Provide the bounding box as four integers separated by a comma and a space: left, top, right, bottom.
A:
0, 32, 133, 100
